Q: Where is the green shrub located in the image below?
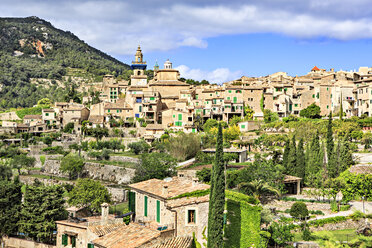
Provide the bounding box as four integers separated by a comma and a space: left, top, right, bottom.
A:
128, 140, 150, 155
290, 202, 309, 219
42, 146, 65, 155
308, 216, 347, 227
330, 201, 338, 212
40, 155, 46, 165
340, 204, 351, 211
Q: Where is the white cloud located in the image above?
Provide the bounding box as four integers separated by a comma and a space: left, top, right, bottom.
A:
1, 0, 372, 55
176, 65, 242, 84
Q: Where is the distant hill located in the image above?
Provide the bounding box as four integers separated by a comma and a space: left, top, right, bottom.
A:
0, 16, 130, 108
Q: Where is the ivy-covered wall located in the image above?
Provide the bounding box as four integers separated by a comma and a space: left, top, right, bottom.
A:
224, 191, 262, 248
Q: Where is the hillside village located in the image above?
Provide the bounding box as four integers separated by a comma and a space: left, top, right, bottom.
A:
0, 45, 372, 248
2, 46, 372, 137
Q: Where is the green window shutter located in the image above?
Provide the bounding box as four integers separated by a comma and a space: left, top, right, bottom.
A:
228, 90, 231, 93
192, 128, 196, 133
150, 97, 155, 100
233, 97, 237, 103
128, 191, 136, 213
71, 236, 76, 248
317, 93, 319, 99
139, 106, 142, 112
227, 97, 230, 100
156, 200, 160, 223
62, 234, 68, 246
144, 196, 148, 217
241, 125, 245, 129
312, 94, 315, 98
289, 104, 292, 111
196, 95, 198, 99
88, 244, 94, 248
295, 104, 298, 107
178, 114, 182, 120
108, 109, 110, 113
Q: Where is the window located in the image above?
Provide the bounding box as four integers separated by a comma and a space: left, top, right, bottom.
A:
108, 109, 110, 113
144, 196, 148, 217
312, 94, 315, 98
62, 234, 68, 246
46, 113, 49, 116
88, 244, 94, 248
228, 90, 231, 93
139, 106, 142, 112
156, 200, 160, 223
327, 105, 329, 109
187, 209, 196, 224
71, 236, 76, 248
227, 97, 230, 100
178, 114, 182, 120
241, 125, 245, 129
150, 97, 155, 100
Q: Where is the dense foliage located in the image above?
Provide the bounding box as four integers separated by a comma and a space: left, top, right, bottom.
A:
133, 153, 177, 182
207, 124, 225, 248
68, 178, 111, 213
224, 191, 262, 248
19, 183, 67, 244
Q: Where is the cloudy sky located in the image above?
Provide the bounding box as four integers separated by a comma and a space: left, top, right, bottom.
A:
1, 0, 372, 83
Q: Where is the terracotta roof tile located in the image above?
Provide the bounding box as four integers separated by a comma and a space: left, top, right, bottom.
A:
129, 177, 209, 199
93, 223, 160, 248
150, 236, 193, 248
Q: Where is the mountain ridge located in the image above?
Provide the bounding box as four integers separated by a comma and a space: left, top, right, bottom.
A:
0, 16, 130, 108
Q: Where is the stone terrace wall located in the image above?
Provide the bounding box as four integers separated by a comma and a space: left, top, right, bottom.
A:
310, 219, 366, 232
19, 176, 127, 202
43, 160, 135, 184
3, 237, 56, 248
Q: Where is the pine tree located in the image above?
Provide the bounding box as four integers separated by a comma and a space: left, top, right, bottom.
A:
296, 138, 305, 180
282, 139, 290, 169
207, 123, 225, 248
287, 135, 297, 175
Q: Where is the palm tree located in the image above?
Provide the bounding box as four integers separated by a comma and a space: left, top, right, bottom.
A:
238, 180, 281, 202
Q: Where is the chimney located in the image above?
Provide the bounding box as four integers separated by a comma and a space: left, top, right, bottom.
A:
162, 184, 168, 196
101, 203, 109, 223
192, 178, 199, 187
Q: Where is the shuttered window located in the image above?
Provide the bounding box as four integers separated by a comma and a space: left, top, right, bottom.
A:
144, 196, 148, 217
62, 234, 68, 246
71, 236, 76, 248
156, 200, 160, 223
178, 114, 182, 120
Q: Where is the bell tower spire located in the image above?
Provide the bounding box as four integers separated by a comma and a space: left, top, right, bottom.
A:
130, 45, 148, 86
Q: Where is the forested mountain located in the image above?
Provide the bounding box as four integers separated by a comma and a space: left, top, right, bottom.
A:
0, 16, 130, 108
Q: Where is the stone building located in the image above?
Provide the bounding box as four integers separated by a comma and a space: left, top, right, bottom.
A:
128, 176, 210, 246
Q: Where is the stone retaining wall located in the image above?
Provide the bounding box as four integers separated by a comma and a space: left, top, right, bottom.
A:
43, 159, 135, 184
310, 219, 365, 232
2, 237, 56, 248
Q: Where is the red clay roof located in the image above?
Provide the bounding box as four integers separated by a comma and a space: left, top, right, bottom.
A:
311, 66, 320, 71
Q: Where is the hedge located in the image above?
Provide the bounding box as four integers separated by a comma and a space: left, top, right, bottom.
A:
224, 191, 262, 248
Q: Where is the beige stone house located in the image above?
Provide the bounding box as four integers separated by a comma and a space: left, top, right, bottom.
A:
128, 177, 210, 245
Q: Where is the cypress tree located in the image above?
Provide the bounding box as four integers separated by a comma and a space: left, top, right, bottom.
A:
207, 123, 225, 248
339, 94, 343, 120
287, 135, 297, 175
306, 131, 322, 185
339, 134, 354, 172
296, 138, 305, 180
326, 112, 334, 163
282, 139, 290, 168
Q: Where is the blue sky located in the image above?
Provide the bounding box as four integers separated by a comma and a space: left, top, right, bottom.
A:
1, 0, 372, 83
